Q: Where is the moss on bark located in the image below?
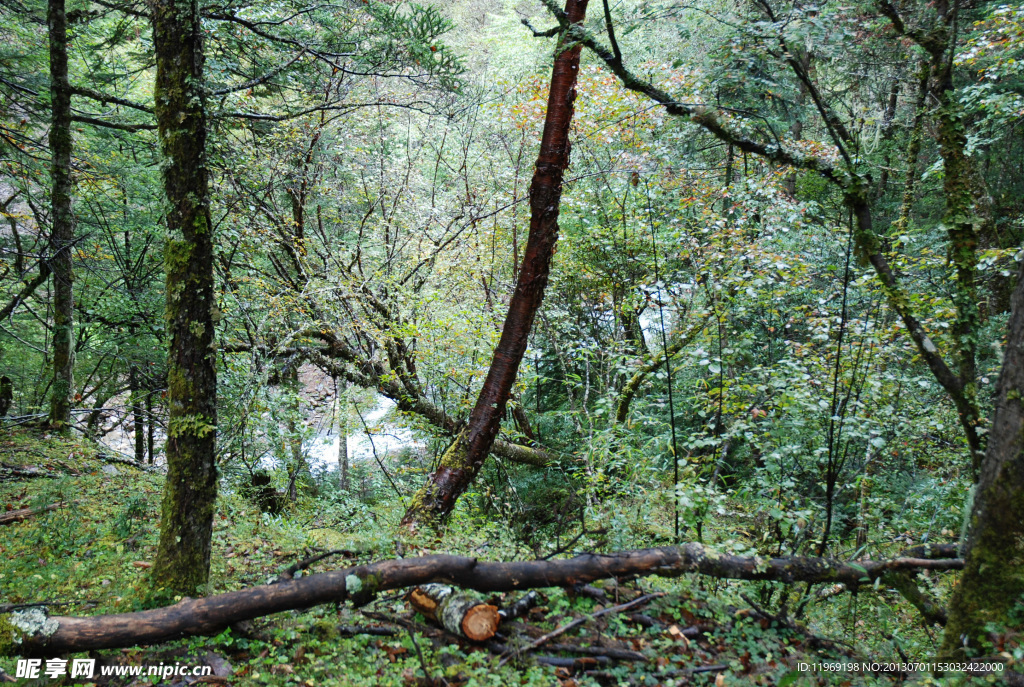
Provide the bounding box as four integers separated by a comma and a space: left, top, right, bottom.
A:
148, 0, 218, 597
941, 259, 1024, 658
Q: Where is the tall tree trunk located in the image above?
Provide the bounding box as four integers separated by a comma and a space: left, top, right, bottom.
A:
338, 380, 349, 493
400, 0, 590, 530
146, 389, 155, 464
131, 365, 145, 463
47, 0, 75, 432
933, 78, 986, 475
149, 0, 218, 597
940, 258, 1024, 658
0, 376, 12, 418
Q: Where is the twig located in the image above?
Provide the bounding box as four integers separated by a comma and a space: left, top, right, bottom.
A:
0, 464, 63, 480
406, 627, 444, 686
279, 549, 358, 580
546, 643, 646, 661
0, 601, 77, 613
660, 664, 729, 677
497, 592, 664, 666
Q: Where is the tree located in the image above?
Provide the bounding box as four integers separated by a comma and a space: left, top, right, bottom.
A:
148, 0, 218, 596
546, 0, 1022, 656
941, 237, 1024, 657
46, 0, 74, 432
399, 0, 591, 530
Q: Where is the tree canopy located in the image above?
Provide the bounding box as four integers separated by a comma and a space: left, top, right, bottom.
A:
0, 0, 1022, 683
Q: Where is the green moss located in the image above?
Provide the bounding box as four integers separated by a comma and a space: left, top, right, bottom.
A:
166, 366, 192, 404
311, 619, 339, 640
166, 413, 215, 439
437, 431, 467, 469
0, 614, 21, 656
346, 572, 382, 607
943, 483, 1024, 657
164, 240, 192, 303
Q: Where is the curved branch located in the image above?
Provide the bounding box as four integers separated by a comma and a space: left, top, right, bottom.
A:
615, 316, 709, 424
0, 262, 50, 322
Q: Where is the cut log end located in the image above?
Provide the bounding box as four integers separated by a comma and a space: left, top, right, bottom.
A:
461, 604, 499, 642
408, 587, 439, 618
409, 584, 499, 641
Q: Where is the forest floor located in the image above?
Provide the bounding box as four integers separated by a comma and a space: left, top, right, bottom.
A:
0, 429, 952, 686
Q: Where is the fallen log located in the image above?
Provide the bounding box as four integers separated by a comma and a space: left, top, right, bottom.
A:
407, 584, 500, 641
1, 543, 962, 655
0, 464, 63, 480
0, 501, 72, 526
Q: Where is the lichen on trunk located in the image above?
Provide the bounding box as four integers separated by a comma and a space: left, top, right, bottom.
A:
148, 0, 218, 597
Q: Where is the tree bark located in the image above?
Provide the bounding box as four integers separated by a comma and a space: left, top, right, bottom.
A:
2, 543, 961, 655
941, 257, 1024, 657
400, 0, 590, 529
146, 389, 155, 464
338, 380, 349, 492
0, 376, 12, 418
149, 0, 218, 597
46, 0, 75, 432
130, 365, 145, 464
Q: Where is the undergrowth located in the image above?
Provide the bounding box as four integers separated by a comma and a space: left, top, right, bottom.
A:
0, 429, 984, 686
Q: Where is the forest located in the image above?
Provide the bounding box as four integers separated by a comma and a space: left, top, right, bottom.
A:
0, 0, 1022, 684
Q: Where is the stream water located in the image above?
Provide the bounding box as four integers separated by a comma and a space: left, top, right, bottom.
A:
304, 395, 421, 471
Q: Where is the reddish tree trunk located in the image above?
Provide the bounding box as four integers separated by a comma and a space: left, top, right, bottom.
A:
401, 0, 590, 529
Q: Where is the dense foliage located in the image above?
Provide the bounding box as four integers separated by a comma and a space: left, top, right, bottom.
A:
0, 0, 1022, 683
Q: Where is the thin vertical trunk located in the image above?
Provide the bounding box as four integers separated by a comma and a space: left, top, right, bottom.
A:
47, 0, 75, 432
0, 376, 12, 418
873, 79, 900, 198
934, 85, 985, 474
131, 365, 145, 463
782, 49, 811, 197
150, 0, 218, 596
146, 389, 155, 464
400, 0, 590, 530
890, 65, 928, 237
338, 380, 349, 493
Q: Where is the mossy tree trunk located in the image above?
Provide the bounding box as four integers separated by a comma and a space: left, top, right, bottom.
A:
149, 0, 218, 596
929, 46, 988, 475
400, 0, 590, 531
46, 0, 75, 432
941, 258, 1024, 658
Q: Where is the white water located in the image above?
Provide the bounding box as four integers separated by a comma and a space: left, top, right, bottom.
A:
305, 396, 421, 471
